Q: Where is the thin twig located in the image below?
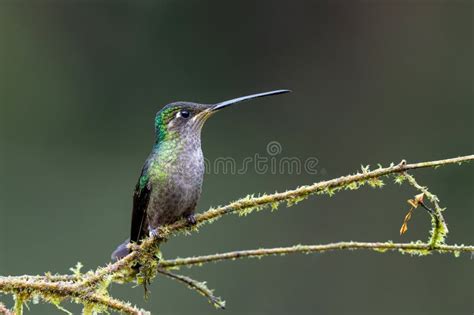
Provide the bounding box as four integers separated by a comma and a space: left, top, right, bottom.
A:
157, 268, 225, 309
403, 172, 448, 246
159, 242, 474, 268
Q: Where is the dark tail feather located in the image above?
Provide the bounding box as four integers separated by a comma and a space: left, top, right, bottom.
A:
111, 239, 130, 261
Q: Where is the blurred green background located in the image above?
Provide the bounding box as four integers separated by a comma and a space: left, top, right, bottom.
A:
1, 1, 473, 314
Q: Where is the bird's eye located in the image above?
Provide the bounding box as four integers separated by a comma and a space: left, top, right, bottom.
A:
180, 110, 190, 118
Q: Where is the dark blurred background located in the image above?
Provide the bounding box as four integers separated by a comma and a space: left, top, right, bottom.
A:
1, 1, 473, 314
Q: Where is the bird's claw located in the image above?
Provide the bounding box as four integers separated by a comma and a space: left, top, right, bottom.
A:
186, 214, 197, 226
149, 228, 159, 238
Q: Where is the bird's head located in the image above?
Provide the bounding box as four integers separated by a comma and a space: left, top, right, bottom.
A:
154, 89, 291, 143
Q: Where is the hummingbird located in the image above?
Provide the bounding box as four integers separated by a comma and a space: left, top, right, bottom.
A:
111, 89, 291, 260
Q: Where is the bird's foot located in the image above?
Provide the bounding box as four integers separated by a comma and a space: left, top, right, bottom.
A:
185, 214, 197, 226
149, 227, 160, 238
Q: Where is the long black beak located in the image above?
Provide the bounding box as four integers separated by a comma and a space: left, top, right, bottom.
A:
212, 89, 291, 111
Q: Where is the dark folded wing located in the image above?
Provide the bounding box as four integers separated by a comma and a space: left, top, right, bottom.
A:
130, 173, 152, 243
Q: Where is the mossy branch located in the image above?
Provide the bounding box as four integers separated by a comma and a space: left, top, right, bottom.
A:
0, 277, 147, 315
159, 242, 474, 268
0, 154, 473, 314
